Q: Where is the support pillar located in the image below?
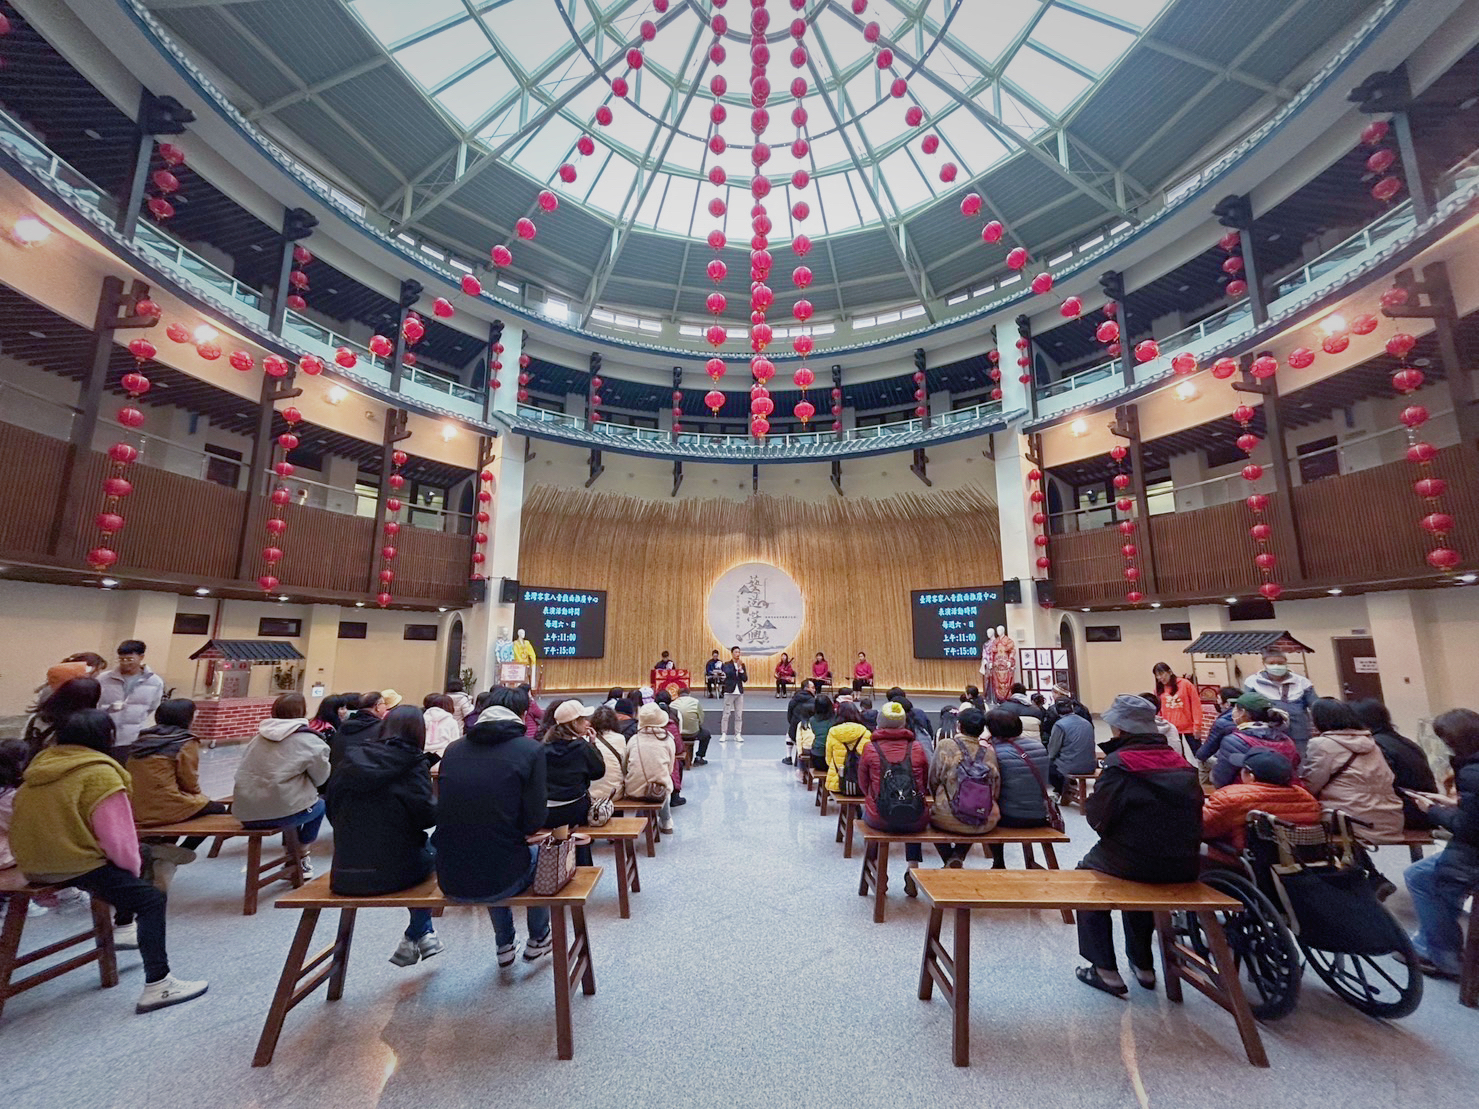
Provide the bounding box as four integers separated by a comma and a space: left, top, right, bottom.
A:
234, 371, 303, 580
365, 409, 411, 593
388, 280, 423, 393
1233, 356, 1307, 581
267, 208, 318, 335
1110, 404, 1160, 595
1213, 194, 1267, 327
1384, 263, 1479, 453
463, 432, 526, 695
116, 91, 195, 243
912, 347, 929, 484
300, 604, 342, 713
1366, 591, 1438, 733
1100, 271, 1132, 387
993, 430, 1060, 651
481, 320, 506, 423
1350, 64, 1437, 223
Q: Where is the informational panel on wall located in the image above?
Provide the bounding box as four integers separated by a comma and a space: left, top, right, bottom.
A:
513, 587, 608, 658
1019, 648, 1071, 693
911, 587, 1007, 659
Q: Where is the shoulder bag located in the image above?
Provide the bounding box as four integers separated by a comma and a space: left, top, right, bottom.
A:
1005, 739, 1066, 832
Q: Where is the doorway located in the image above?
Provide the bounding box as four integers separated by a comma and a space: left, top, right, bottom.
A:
1059, 617, 1079, 698
444, 616, 465, 691
1332, 637, 1382, 702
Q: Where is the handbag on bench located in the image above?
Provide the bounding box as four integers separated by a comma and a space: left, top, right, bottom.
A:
531, 827, 592, 896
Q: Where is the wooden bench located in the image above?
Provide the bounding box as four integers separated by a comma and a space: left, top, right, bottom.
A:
254, 868, 601, 1065
913, 868, 1267, 1069
137, 814, 303, 915
611, 801, 665, 858
1356, 828, 1436, 863
572, 818, 645, 919
859, 826, 1073, 924
831, 794, 867, 858
0, 871, 118, 1018
1063, 772, 1099, 810
1464, 884, 1479, 1009
798, 756, 817, 790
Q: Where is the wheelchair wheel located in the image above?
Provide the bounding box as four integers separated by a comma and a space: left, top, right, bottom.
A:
1175, 870, 1301, 1021
1300, 927, 1423, 1019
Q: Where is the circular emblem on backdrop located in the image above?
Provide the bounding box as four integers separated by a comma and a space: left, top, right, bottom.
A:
707, 561, 805, 654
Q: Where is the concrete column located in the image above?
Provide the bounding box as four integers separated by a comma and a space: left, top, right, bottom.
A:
463, 434, 527, 692
994, 317, 1028, 416
322, 455, 360, 515
490, 330, 524, 418
114, 590, 180, 685
993, 430, 1057, 652
1169, 450, 1208, 511
300, 603, 341, 712
1367, 590, 1437, 732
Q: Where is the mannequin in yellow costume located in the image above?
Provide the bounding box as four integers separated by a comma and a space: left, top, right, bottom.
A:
512, 628, 538, 689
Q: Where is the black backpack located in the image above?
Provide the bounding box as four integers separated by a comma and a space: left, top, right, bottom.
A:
838, 736, 864, 797
876, 739, 925, 830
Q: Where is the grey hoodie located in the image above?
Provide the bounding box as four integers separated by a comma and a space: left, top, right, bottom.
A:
232, 717, 331, 823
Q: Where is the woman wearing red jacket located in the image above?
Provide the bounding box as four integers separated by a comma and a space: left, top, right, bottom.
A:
850, 652, 875, 693
858, 701, 930, 895
1153, 662, 1203, 758
774, 653, 795, 698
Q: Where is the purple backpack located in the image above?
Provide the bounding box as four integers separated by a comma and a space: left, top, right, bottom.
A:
950, 738, 997, 826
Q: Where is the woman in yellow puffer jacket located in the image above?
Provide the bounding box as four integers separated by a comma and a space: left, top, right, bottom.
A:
826, 702, 872, 795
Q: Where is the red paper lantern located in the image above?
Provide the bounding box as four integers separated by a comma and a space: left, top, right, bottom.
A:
286, 295, 307, 312
1401, 404, 1430, 428
1393, 368, 1425, 393
270, 487, 291, 506
1246, 493, 1270, 512
1360, 120, 1390, 145
227, 350, 253, 373
368, 335, 392, 357
1287, 347, 1316, 370
1122, 544, 1138, 558
255, 574, 279, 592
1371, 176, 1403, 202
1250, 523, 1272, 541
1171, 352, 1197, 375
334, 347, 357, 368
95, 512, 124, 535
1211, 357, 1238, 379
1259, 583, 1284, 601
1250, 355, 1278, 379
1217, 231, 1240, 253
1366, 148, 1397, 174
1095, 320, 1119, 344
146, 197, 175, 221
1242, 464, 1264, 482
1118, 521, 1136, 536
1030, 273, 1054, 295
1407, 442, 1437, 464
117, 406, 145, 428
1255, 552, 1277, 570
107, 442, 138, 465
265, 518, 287, 537
961, 193, 982, 217
1421, 513, 1454, 535
491, 244, 513, 267
1134, 339, 1160, 363
1321, 333, 1350, 355
103, 477, 133, 499
1380, 287, 1410, 309
165, 323, 190, 344
1221, 255, 1244, 275
391, 449, 409, 467
751, 416, 771, 437
1126, 591, 1144, 604
433, 297, 454, 318
981, 221, 1003, 244
298, 355, 325, 376
1112, 474, 1131, 490
939, 162, 958, 183
1386, 333, 1417, 358
1060, 297, 1082, 318
1225, 279, 1248, 297
121, 372, 151, 396
1351, 313, 1379, 335
1237, 433, 1261, 454
277, 433, 300, 451
402, 317, 426, 344
1233, 404, 1256, 425
1427, 547, 1462, 570
1006, 247, 1028, 270
196, 343, 222, 361
793, 299, 814, 322
262, 546, 283, 565
376, 592, 393, 607
1109, 446, 1127, 463
1415, 477, 1447, 499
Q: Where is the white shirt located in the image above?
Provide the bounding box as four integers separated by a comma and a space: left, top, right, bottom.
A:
424, 707, 460, 756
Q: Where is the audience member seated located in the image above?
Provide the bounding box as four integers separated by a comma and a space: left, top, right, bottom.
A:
1140, 692, 1183, 748
652, 691, 686, 808
613, 698, 639, 738
332, 691, 389, 766
927, 706, 1001, 867
422, 693, 460, 758
128, 698, 227, 849
1194, 686, 1244, 767
808, 694, 837, 771
1303, 698, 1403, 840
1040, 683, 1090, 733
522, 684, 544, 738
825, 702, 872, 796
654, 651, 676, 672
1, 739, 30, 909
11, 710, 208, 1012
960, 685, 985, 713
1352, 698, 1439, 830
1404, 708, 1479, 980
1046, 695, 1098, 795
859, 702, 930, 892
324, 703, 440, 967
704, 651, 723, 698
850, 652, 874, 693
886, 688, 934, 749
22, 675, 101, 759
432, 698, 551, 967
232, 692, 331, 879
1207, 693, 1299, 789
859, 697, 878, 731
984, 709, 1052, 868
774, 653, 795, 697
444, 680, 474, 729
588, 706, 628, 807
1075, 695, 1203, 997
625, 703, 677, 834
465, 689, 496, 729
671, 685, 710, 766
1201, 748, 1322, 853
308, 694, 350, 741
538, 699, 606, 853
811, 652, 832, 690
996, 682, 1045, 739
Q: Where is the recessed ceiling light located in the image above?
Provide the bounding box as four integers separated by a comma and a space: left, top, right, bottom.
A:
1080, 607, 1090, 613
1225, 597, 1238, 604
1460, 573, 1477, 584
1150, 602, 1162, 608
193, 324, 218, 344
27, 329, 46, 339
195, 587, 210, 596
100, 578, 119, 588
355, 601, 366, 607
438, 607, 448, 613
1327, 588, 1343, 595
1319, 314, 1347, 336
278, 594, 289, 602
84, 127, 103, 140
12, 216, 52, 245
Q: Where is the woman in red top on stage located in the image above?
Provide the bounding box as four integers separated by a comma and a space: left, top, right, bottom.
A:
812, 652, 832, 691
774, 653, 795, 698
851, 652, 874, 693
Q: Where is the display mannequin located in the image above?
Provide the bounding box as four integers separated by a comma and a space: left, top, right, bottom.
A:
494, 629, 514, 665
979, 629, 997, 704
988, 624, 1017, 704
512, 628, 538, 689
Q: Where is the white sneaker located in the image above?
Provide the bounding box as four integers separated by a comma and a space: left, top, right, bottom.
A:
298, 853, 314, 881
136, 974, 208, 1013
659, 819, 676, 834
25, 901, 48, 918
719, 734, 730, 743
416, 931, 444, 960
523, 932, 553, 961
389, 937, 421, 967
497, 943, 516, 968
735, 734, 744, 744
114, 921, 140, 949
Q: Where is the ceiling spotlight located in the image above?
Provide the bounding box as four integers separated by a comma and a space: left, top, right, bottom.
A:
193, 324, 218, 344
1318, 314, 1347, 336
1080, 608, 1090, 613
1174, 380, 1198, 402
1327, 587, 1343, 595
195, 587, 210, 596
278, 594, 289, 602
101, 578, 119, 588
354, 601, 366, 607
437, 606, 448, 613
1460, 573, 1478, 584
325, 385, 347, 405
1150, 602, 1162, 609
440, 423, 458, 441
1225, 597, 1238, 605
12, 216, 52, 246
1070, 418, 1088, 437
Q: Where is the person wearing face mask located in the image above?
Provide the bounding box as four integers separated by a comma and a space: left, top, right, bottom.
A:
1244, 650, 1317, 753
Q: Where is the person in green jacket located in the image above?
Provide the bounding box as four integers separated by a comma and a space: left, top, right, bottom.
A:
809, 694, 836, 770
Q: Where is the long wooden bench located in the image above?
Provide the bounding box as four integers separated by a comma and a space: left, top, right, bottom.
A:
1063, 772, 1099, 811
572, 818, 645, 919
831, 794, 866, 858
1355, 828, 1436, 863
611, 802, 665, 857
0, 871, 118, 1018
254, 868, 601, 1065
859, 826, 1073, 924
913, 868, 1267, 1069
137, 814, 303, 915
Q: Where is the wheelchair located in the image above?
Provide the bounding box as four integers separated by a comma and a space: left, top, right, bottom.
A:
1174, 810, 1423, 1021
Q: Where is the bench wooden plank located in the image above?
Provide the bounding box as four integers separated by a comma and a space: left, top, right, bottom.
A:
273, 870, 601, 910
137, 815, 303, 914
573, 818, 647, 919
1357, 829, 1437, 862
612, 802, 664, 857
911, 869, 1266, 1070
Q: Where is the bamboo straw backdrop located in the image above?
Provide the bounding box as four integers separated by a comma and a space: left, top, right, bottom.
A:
518, 484, 1002, 693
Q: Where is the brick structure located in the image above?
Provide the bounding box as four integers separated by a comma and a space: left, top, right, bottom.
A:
193, 698, 278, 745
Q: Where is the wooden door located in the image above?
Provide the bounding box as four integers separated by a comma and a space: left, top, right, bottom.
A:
1332, 637, 1382, 702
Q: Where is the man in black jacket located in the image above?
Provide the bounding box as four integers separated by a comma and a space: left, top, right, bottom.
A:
432, 702, 552, 966
719, 646, 747, 744
1042, 684, 1092, 733
1076, 693, 1203, 997
330, 691, 389, 767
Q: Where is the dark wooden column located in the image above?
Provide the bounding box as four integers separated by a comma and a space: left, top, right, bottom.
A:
267, 208, 318, 335
1351, 64, 1436, 222
1384, 263, 1479, 454
1109, 403, 1159, 594
911, 347, 930, 486
366, 409, 412, 592
1213, 194, 1267, 327
1100, 271, 1132, 387
388, 280, 423, 393
481, 320, 505, 423
1233, 354, 1306, 581
233, 372, 304, 579
48, 277, 159, 554
116, 92, 195, 243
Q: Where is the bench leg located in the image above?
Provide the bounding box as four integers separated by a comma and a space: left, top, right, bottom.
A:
644, 820, 656, 859
628, 844, 641, 894
1040, 844, 1074, 925
1196, 910, 1270, 1068
327, 908, 357, 1001
613, 841, 631, 920
873, 842, 890, 924
549, 906, 574, 1060
1460, 905, 1479, 1008
0, 891, 27, 1018
835, 805, 846, 845
819, 786, 829, 817
1154, 911, 1184, 1004
90, 892, 119, 988
572, 905, 596, 997
253, 908, 321, 1067
918, 905, 944, 1001
951, 907, 972, 1067
244, 836, 263, 916
843, 809, 857, 860
207, 835, 225, 859
1409, 844, 1424, 863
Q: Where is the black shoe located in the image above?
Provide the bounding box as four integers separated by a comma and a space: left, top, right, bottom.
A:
781, 756, 793, 766
670, 795, 687, 807
693, 757, 708, 766
904, 869, 918, 898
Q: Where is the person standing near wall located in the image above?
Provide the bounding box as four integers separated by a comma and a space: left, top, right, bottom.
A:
98, 640, 164, 764
1244, 649, 1317, 752
720, 646, 747, 744
1152, 663, 1203, 760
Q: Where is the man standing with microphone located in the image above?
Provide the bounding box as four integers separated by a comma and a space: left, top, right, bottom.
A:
720, 646, 748, 745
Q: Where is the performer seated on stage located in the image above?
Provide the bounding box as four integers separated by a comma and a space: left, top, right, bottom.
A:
850, 652, 874, 693
654, 651, 676, 672
775, 653, 795, 697
811, 652, 832, 691
704, 650, 723, 698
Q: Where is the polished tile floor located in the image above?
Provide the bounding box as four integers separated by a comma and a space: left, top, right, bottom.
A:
3, 734, 1476, 1109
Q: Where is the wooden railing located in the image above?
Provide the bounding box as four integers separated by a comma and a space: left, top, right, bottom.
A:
1, 421, 471, 605
1050, 446, 1478, 607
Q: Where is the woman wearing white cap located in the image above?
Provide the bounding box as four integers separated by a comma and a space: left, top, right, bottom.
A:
626, 703, 678, 834
540, 700, 607, 865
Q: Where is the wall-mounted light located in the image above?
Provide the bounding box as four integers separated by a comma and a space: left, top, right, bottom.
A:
325, 385, 347, 405
12, 216, 52, 246
1150, 602, 1162, 609
1070, 418, 1088, 437
1174, 380, 1198, 402
277, 594, 289, 602
440, 423, 458, 441
354, 600, 366, 607
193, 324, 218, 344
437, 606, 448, 613
1319, 314, 1347, 336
